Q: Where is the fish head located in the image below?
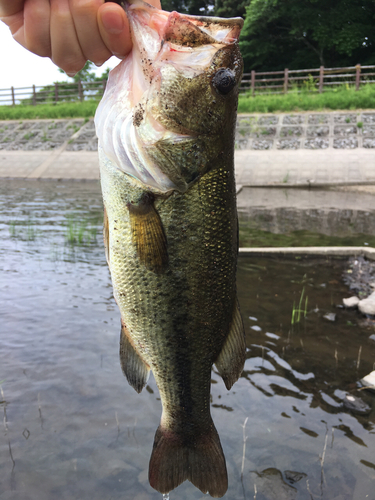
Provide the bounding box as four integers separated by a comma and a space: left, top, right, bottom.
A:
95, 0, 243, 193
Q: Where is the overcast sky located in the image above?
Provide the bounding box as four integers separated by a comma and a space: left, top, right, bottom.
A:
0, 21, 119, 91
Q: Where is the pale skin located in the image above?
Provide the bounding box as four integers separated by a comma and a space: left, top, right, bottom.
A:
0, 0, 161, 76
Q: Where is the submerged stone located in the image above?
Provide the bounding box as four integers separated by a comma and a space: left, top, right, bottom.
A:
343, 393, 371, 415
358, 291, 375, 316
323, 312, 336, 322
360, 371, 375, 392
343, 296, 360, 308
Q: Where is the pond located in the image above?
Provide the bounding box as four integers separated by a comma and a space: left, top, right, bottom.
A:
1, 180, 374, 500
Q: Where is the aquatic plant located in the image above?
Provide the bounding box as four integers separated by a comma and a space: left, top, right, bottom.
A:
291, 287, 308, 325
8, 218, 37, 241
65, 214, 100, 246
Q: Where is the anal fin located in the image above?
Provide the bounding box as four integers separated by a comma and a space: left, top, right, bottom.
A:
120, 320, 150, 393
127, 192, 168, 273
215, 298, 246, 390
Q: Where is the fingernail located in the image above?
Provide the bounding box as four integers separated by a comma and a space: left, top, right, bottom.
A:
94, 60, 105, 67
67, 72, 76, 77
102, 14, 124, 35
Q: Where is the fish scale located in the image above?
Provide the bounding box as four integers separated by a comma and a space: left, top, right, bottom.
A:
95, 0, 245, 496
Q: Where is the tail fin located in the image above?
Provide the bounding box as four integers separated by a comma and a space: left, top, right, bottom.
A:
149, 422, 228, 498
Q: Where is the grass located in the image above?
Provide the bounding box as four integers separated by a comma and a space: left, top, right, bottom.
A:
8, 218, 37, 241
0, 85, 375, 120
238, 84, 375, 113
0, 100, 99, 120
9, 214, 101, 248
65, 215, 100, 246
291, 287, 308, 325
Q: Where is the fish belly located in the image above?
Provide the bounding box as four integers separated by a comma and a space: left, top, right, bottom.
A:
99, 148, 241, 497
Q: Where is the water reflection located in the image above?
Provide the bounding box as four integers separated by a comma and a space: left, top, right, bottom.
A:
0, 180, 375, 499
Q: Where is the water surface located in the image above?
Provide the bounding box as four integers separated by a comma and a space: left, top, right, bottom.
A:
1, 180, 374, 500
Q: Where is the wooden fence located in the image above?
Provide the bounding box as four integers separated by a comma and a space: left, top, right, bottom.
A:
240, 64, 375, 95
0, 80, 107, 106
1, 64, 375, 106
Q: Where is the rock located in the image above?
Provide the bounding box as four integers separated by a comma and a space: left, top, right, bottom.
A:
251, 468, 298, 500
343, 393, 371, 415
284, 470, 307, 484
360, 371, 375, 392
323, 312, 336, 321
358, 291, 375, 316
343, 296, 360, 308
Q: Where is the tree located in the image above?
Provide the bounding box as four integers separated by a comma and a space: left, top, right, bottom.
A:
58, 61, 103, 83
240, 0, 375, 72
215, 0, 248, 18
23, 62, 110, 105
161, 0, 214, 15
160, 0, 188, 13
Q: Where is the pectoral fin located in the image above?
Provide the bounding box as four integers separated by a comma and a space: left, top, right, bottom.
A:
120, 320, 150, 393
215, 298, 246, 390
127, 192, 168, 273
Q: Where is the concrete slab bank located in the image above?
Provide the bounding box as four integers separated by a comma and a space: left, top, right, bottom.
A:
1, 113, 375, 186
239, 246, 375, 260
2, 148, 375, 188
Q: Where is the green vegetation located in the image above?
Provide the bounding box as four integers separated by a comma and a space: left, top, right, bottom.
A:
161, 0, 375, 72
65, 215, 100, 246
291, 287, 308, 325
0, 101, 98, 120
238, 85, 375, 113
21, 62, 109, 106
8, 213, 101, 248
1, 84, 374, 120
9, 219, 37, 241
240, 0, 375, 72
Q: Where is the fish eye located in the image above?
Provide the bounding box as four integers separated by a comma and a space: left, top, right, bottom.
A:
212, 68, 236, 95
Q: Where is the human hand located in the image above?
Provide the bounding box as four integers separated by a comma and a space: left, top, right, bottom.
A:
0, 0, 161, 76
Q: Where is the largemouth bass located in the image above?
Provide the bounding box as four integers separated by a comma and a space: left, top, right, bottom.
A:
94, 1, 245, 496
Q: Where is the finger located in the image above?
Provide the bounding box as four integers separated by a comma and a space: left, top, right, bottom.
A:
1, 11, 24, 39
23, 0, 51, 57
0, 0, 24, 17
50, 0, 86, 75
97, 2, 131, 59
0, 0, 50, 57
69, 0, 112, 66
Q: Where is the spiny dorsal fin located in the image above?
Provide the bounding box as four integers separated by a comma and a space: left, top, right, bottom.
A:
215, 298, 246, 390
127, 192, 168, 273
120, 320, 150, 393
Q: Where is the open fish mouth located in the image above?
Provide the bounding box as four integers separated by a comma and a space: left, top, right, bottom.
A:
95, 0, 243, 193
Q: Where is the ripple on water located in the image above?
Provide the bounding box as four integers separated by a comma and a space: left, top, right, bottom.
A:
1, 180, 375, 500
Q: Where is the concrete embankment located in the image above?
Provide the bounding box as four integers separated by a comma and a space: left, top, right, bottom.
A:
1, 111, 375, 188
